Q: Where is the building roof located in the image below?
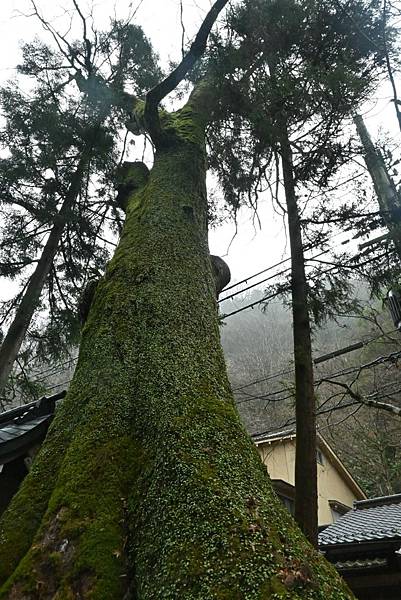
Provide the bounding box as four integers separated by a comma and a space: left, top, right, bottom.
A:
252, 427, 295, 445
252, 427, 366, 501
0, 392, 64, 465
319, 494, 401, 547
333, 557, 388, 570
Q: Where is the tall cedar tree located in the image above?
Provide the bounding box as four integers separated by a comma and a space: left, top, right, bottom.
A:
0, 19, 161, 400
0, 0, 385, 597
205, 0, 385, 544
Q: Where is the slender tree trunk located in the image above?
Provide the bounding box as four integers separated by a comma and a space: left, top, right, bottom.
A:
0, 104, 353, 598
279, 121, 318, 547
0, 156, 88, 398
382, 0, 401, 133
354, 113, 401, 262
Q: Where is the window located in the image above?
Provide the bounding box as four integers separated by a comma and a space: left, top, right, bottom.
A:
278, 494, 295, 515
329, 500, 351, 522
316, 449, 325, 465
272, 480, 296, 515
331, 508, 343, 522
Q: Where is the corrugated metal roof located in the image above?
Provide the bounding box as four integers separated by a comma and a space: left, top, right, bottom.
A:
319, 495, 401, 546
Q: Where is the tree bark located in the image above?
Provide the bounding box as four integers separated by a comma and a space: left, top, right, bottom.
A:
279, 120, 318, 547
0, 156, 88, 399
0, 103, 353, 598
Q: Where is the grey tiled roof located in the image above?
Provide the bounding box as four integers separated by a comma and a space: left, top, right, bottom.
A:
319, 494, 401, 546
0, 415, 51, 444
0, 393, 64, 464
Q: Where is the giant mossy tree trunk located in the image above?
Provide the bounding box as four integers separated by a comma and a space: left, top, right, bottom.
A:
0, 104, 353, 599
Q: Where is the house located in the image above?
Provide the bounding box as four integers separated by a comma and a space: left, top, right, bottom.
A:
319, 494, 401, 600
252, 428, 366, 527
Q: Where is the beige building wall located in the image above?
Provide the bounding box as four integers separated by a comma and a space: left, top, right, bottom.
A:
258, 439, 296, 485
257, 437, 365, 526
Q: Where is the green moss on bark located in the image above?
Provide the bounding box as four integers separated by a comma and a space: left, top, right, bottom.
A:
0, 377, 92, 586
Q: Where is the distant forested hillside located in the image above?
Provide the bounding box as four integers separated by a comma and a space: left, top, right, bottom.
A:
220, 284, 401, 497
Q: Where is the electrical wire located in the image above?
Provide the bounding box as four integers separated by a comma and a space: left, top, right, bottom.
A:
221, 250, 387, 319
233, 328, 398, 394
30, 355, 78, 383
219, 229, 351, 301
235, 348, 401, 405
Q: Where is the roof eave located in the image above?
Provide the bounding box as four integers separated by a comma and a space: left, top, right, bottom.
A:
320, 537, 401, 556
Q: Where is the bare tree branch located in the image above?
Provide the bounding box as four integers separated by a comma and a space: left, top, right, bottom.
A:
320, 377, 401, 416
71, 0, 93, 75
29, 0, 86, 70
180, 0, 186, 59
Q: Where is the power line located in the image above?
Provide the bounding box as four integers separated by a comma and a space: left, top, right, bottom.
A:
251, 368, 401, 439
314, 341, 370, 364
30, 355, 78, 383
218, 250, 329, 304
250, 398, 361, 440
220, 212, 393, 309
221, 250, 387, 320
221, 286, 292, 318
219, 266, 291, 303
233, 367, 295, 392
233, 328, 398, 394
235, 348, 401, 405
222, 256, 292, 293
219, 229, 351, 301
44, 379, 73, 392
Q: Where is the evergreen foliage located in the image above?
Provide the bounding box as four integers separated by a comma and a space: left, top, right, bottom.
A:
0, 18, 161, 399
203, 0, 387, 323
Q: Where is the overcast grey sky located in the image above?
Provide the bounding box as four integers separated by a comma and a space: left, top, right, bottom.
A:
0, 0, 399, 290
0, 0, 295, 288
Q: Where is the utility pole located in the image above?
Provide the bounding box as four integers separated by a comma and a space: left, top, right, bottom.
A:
354, 113, 401, 261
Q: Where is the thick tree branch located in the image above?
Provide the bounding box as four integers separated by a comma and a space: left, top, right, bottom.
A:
74, 69, 138, 114
144, 0, 230, 146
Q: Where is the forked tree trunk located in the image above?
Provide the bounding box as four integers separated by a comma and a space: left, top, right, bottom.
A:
279, 122, 318, 547
0, 105, 352, 598
0, 156, 88, 398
